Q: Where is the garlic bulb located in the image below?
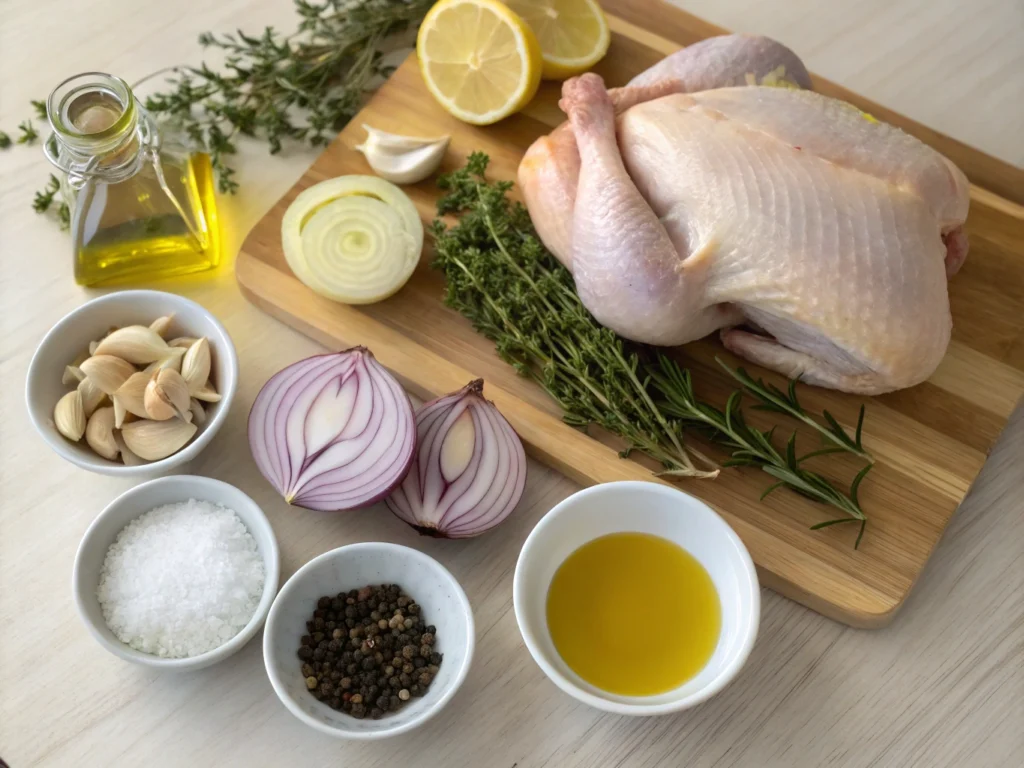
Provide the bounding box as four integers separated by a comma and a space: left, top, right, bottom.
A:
355, 124, 450, 185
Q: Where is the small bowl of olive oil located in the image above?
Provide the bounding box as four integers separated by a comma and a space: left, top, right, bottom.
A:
513, 481, 759, 715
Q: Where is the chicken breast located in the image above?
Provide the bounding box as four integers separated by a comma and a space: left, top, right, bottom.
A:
521, 42, 970, 394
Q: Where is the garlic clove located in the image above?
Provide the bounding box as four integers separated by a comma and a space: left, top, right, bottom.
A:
89, 340, 100, 356
191, 383, 222, 403
80, 355, 136, 395
113, 430, 146, 466
54, 390, 86, 441
149, 314, 175, 338
144, 368, 191, 421
359, 124, 450, 151
168, 336, 198, 349
62, 365, 86, 386
94, 325, 172, 365
78, 377, 107, 417
181, 337, 211, 394
356, 124, 450, 185
189, 398, 206, 426
142, 347, 186, 374
85, 406, 119, 460
112, 371, 150, 427
121, 417, 197, 461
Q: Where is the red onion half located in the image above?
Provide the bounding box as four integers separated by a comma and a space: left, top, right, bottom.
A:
386, 379, 527, 537
248, 347, 415, 511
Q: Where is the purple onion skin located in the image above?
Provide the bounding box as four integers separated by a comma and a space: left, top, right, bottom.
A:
247, 347, 416, 511
385, 379, 527, 538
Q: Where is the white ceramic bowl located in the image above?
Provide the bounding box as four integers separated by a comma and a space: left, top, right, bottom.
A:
514, 481, 759, 716
263, 543, 475, 740
73, 475, 280, 670
26, 290, 238, 477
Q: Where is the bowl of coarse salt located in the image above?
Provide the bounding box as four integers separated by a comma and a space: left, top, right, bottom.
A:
73, 475, 280, 670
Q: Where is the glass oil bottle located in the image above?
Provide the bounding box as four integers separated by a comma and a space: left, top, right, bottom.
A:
44, 73, 221, 286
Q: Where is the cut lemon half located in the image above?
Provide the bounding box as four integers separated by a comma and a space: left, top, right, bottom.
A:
417, 0, 543, 125
503, 0, 611, 79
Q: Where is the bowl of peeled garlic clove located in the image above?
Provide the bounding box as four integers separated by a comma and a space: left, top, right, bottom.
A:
26, 290, 238, 477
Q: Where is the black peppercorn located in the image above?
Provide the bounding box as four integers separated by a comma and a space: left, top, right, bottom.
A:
297, 584, 441, 722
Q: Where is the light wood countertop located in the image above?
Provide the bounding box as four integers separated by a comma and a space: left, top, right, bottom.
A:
1, 1, 1021, 766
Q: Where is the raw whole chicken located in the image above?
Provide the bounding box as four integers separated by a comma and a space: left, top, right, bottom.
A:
518, 35, 970, 394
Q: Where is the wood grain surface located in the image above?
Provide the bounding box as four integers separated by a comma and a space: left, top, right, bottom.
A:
1, 1, 1022, 766
236, 11, 1024, 627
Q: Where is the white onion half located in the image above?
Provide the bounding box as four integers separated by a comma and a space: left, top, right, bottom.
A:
386, 379, 527, 538
281, 175, 424, 305
248, 348, 416, 511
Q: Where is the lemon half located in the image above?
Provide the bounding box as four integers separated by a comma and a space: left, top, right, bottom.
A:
417, 0, 543, 125
504, 0, 611, 79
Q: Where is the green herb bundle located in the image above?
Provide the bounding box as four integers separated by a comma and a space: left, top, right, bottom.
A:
9, 0, 433, 220
432, 153, 873, 546
143, 0, 434, 193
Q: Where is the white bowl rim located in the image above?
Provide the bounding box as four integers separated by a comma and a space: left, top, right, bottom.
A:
25, 289, 239, 476
513, 480, 760, 716
72, 475, 281, 670
263, 541, 476, 740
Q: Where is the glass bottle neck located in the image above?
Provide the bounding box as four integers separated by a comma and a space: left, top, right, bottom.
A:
45, 73, 150, 186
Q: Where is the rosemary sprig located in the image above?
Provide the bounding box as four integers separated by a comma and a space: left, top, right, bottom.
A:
0, 132, 10, 149
721, 361, 872, 461
432, 153, 872, 545
651, 357, 870, 547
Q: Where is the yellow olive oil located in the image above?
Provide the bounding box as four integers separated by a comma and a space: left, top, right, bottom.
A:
546, 532, 721, 696
72, 152, 222, 286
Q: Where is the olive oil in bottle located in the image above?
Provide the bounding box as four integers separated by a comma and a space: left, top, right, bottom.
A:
44, 73, 221, 286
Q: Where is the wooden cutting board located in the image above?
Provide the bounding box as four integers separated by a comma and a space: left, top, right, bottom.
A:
237, 0, 1024, 628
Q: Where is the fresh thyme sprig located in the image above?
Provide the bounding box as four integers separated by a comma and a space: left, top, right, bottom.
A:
17, 120, 38, 145
721, 361, 872, 461
432, 153, 872, 545
8, 0, 431, 211
143, 0, 433, 192
433, 152, 716, 478
32, 174, 71, 229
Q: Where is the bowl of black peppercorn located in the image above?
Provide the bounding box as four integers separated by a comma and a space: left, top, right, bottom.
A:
263, 542, 475, 739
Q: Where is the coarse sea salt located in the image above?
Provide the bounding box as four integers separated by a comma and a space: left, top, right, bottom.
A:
97, 499, 265, 659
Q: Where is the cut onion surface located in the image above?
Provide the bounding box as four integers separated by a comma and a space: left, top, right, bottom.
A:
386, 379, 527, 538
248, 348, 416, 511
281, 175, 424, 305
